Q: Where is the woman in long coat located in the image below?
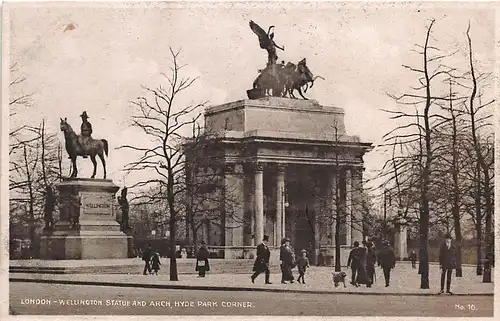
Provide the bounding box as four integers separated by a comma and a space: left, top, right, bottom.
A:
195, 241, 210, 277
356, 241, 370, 286
279, 238, 296, 284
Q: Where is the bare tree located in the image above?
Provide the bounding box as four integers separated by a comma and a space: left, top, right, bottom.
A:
464, 24, 494, 282
119, 48, 207, 281
385, 19, 465, 289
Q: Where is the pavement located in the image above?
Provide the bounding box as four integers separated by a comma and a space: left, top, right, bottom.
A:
10, 261, 493, 296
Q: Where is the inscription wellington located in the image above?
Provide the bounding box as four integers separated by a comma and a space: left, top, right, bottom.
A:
80, 192, 114, 215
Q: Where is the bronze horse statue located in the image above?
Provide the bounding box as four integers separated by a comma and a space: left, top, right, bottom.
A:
60, 118, 108, 179
252, 59, 324, 100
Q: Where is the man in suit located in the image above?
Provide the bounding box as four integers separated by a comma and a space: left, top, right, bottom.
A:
347, 241, 361, 286
142, 244, 153, 275
439, 233, 456, 295
377, 240, 396, 287
251, 235, 272, 284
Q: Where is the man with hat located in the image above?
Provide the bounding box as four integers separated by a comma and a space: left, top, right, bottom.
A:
377, 240, 396, 287
78, 111, 93, 158
347, 240, 362, 286
438, 233, 456, 294
251, 235, 272, 284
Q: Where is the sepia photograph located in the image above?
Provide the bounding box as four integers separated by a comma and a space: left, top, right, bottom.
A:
2, 0, 496, 318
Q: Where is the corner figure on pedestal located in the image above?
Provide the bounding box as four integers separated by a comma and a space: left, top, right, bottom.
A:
117, 187, 130, 231
43, 185, 56, 230
60, 111, 109, 179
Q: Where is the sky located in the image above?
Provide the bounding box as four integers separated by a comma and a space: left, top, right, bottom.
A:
5, 1, 495, 195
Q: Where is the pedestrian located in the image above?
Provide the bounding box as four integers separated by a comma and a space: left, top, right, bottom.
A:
365, 241, 377, 288
195, 241, 210, 277
251, 235, 272, 284
151, 252, 161, 275
410, 250, 417, 269
296, 249, 310, 284
377, 240, 396, 287
356, 241, 370, 287
347, 241, 362, 287
438, 233, 456, 295
279, 238, 296, 284
142, 244, 153, 275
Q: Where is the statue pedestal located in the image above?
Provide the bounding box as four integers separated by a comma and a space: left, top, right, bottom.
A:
40, 178, 132, 260
394, 218, 408, 260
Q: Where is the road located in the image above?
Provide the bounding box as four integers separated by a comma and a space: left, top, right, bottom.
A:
9, 282, 493, 317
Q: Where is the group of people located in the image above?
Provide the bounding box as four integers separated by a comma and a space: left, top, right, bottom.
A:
347, 240, 396, 288
251, 235, 311, 285
141, 244, 162, 275
141, 241, 211, 278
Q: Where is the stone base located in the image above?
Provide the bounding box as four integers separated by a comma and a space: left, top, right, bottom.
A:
40, 233, 132, 260
40, 177, 132, 260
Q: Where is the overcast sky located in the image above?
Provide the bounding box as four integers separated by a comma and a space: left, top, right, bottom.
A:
6, 1, 495, 194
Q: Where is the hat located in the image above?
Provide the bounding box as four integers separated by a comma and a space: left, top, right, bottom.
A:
353, 241, 359, 247
366, 241, 373, 247
282, 237, 291, 244
444, 233, 452, 240
300, 249, 308, 254
80, 111, 89, 119
263, 235, 269, 242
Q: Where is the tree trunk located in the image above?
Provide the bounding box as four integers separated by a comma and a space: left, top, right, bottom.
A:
482, 176, 492, 283
334, 216, 341, 272
169, 216, 178, 281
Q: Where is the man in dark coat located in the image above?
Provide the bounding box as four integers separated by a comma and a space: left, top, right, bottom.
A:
410, 250, 417, 269
365, 241, 377, 287
438, 233, 456, 294
142, 244, 153, 275
347, 241, 362, 286
195, 241, 210, 277
251, 235, 272, 284
377, 240, 396, 287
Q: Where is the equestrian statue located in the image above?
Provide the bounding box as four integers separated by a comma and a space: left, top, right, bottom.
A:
247, 20, 324, 100
60, 111, 109, 179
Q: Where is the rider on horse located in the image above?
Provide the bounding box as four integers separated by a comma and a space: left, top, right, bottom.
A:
79, 111, 92, 158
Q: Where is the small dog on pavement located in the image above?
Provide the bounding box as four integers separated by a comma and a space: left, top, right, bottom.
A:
332, 271, 347, 288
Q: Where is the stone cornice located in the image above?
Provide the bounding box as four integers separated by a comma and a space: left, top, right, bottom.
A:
205, 97, 344, 116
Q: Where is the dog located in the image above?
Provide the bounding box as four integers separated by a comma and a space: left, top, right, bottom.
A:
332, 271, 347, 288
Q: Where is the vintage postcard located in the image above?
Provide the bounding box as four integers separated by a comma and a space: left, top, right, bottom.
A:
1, 0, 496, 319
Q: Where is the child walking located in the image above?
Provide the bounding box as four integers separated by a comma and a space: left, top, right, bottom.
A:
296, 249, 310, 284
151, 252, 161, 275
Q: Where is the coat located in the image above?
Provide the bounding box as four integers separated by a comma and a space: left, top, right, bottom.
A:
366, 248, 377, 268
280, 245, 295, 266
151, 253, 161, 271
142, 247, 152, 262
296, 257, 310, 274
377, 247, 396, 269
195, 246, 210, 272
253, 243, 271, 272
347, 247, 362, 268
439, 243, 456, 269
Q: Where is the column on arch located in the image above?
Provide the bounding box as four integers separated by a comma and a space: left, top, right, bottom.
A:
328, 168, 339, 246
275, 163, 285, 247
351, 168, 364, 244
254, 162, 265, 245
344, 168, 353, 246
223, 163, 245, 258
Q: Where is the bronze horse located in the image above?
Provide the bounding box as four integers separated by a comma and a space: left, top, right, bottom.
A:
60, 118, 108, 179
252, 59, 324, 100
